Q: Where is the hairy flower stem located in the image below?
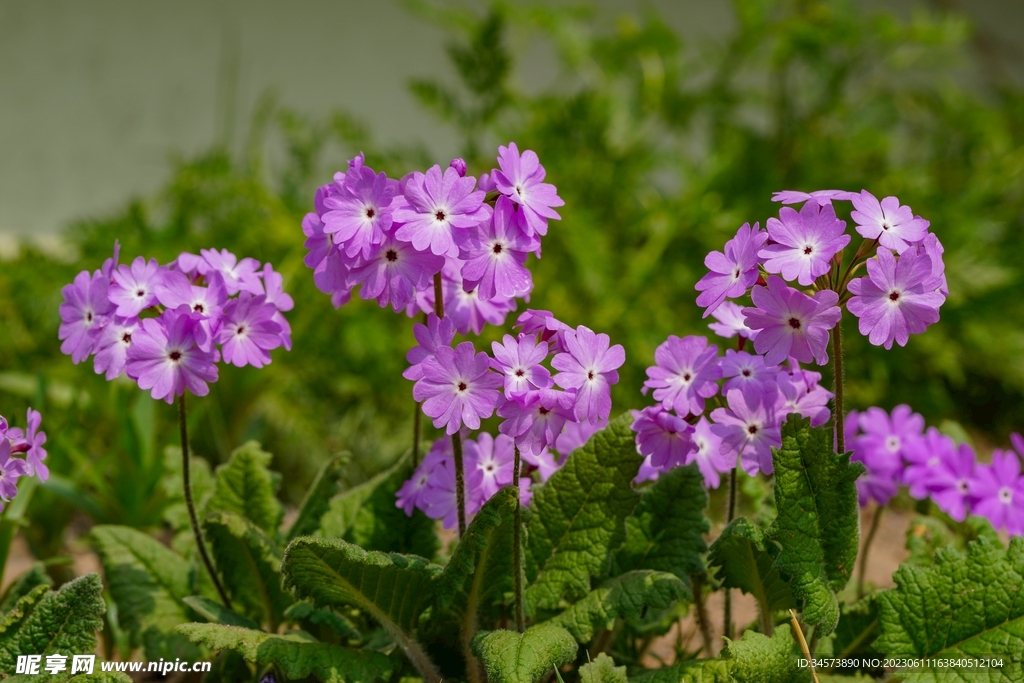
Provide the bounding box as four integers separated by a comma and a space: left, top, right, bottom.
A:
179, 394, 232, 609
832, 312, 846, 454
433, 272, 445, 319
689, 572, 714, 656
452, 433, 468, 537
723, 467, 737, 643
857, 505, 884, 600
513, 444, 525, 633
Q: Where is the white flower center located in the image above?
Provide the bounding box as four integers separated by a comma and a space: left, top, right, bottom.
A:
885, 435, 900, 453
956, 479, 969, 494
999, 487, 1013, 504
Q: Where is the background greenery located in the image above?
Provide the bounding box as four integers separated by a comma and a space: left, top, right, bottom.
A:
1, 0, 1022, 567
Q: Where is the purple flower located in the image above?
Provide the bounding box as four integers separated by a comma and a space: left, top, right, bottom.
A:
743, 276, 841, 366
216, 293, 283, 368
915, 233, 948, 297
469, 433, 517, 510
404, 314, 457, 381
719, 350, 780, 404
449, 158, 467, 177
760, 202, 850, 286
413, 341, 504, 435
491, 142, 564, 237
198, 249, 263, 296
93, 316, 140, 380
155, 270, 228, 346
643, 335, 721, 417
695, 222, 768, 317
59, 269, 113, 363
126, 308, 219, 403
514, 309, 572, 353
847, 248, 945, 350
322, 165, 398, 259
635, 455, 662, 484
491, 334, 553, 396
857, 405, 924, 464
901, 426, 956, 500
689, 416, 732, 489
850, 191, 929, 254
850, 441, 902, 507
521, 447, 563, 482
708, 302, 759, 340
1012, 433, 1024, 459
710, 389, 781, 476
0, 439, 28, 508
497, 388, 575, 456
109, 257, 165, 317
775, 371, 832, 427
349, 234, 445, 311
926, 442, 977, 522
414, 261, 518, 335
632, 406, 695, 470
396, 438, 450, 516
772, 189, 857, 205
393, 165, 491, 257
20, 409, 48, 482
458, 196, 534, 299
419, 441, 484, 529
970, 450, 1024, 536
259, 264, 294, 350
555, 417, 607, 457
552, 325, 626, 423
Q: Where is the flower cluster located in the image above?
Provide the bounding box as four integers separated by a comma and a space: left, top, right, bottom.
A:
0, 409, 48, 510
397, 310, 624, 528
58, 245, 293, 403
847, 405, 1024, 536
696, 191, 946, 362
302, 144, 563, 335
633, 334, 833, 486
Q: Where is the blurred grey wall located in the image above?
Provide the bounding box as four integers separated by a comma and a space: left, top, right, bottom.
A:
0, 0, 1019, 244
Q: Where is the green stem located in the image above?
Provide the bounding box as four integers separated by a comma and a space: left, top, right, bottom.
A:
832, 311, 845, 455
513, 444, 525, 633
452, 433, 467, 538
857, 505, 884, 600
689, 572, 714, 657
723, 467, 737, 643
179, 393, 232, 608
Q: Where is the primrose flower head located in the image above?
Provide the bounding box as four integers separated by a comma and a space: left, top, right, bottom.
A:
709, 388, 781, 477
850, 190, 929, 254
695, 222, 768, 318
412, 340, 505, 435
393, 164, 491, 257
970, 449, 1024, 537
491, 142, 564, 237
552, 325, 626, 423
760, 201, 850, 287
743, 276, 841, 366
642, 335, 721, 417
631, 406, 695, 471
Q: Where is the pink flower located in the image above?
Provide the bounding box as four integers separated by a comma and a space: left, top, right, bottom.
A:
125, 308, 219, 403
689, 416, 732, 489
349, 234, 445, 312
771, 189, 857, 205
695, 222, 768, 317
552, 325, 626, 423
198, 248, 263, 295
322, 165, 398, 259
632, 406, 696, 470
708, 302, 759, 340
643, 335, 721, 417
216, 293, 283, 369
394, 165, 491, 257
760, 202, 850, 286
109, 257, 166, 317
491, 142, 564, 237
491, 334, 553, 396
59, 269, 113, 364
404, 314, 457, 382
970, 450, 1024, 536
497, 388, 576, 457
743, 276, 841, 366
413, 341, 504, 435
458, 196, 534, 299
850, 191, 929, 254
710, 389, 781, 476
92, 316, 140, 380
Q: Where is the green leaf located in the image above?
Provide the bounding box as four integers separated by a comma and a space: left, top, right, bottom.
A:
319, 452, 438, 557
830, 597, 881, 664
207, 441, 284, 535
177, 623, 393, 683
0, 574, 105, 674
161, 446, 214, 534
471, 623, 578, 683
203, 510, 290, 629
282, 536, 443, 682
876, 536, 1024, 680
549, 570, 688, 643
526, 413, 642, 613
722, 624, 813, 683
579, 653, 627, 683
288, 456, 345, 541
708, 517, 796, 619
6, 673, 132, 683
182, 595, 260, 630
629, 659, 731, 683
615, 464, 709, 583
284, 601, 361, 641
766, 416, 864, 635
90, 524, 199, 660
0, 562, 53, 614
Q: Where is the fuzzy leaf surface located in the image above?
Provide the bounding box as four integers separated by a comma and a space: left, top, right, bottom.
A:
766, 416, 864, 634
6, 673, 132, 683
319, 452, 438, 557
471, 623, 578, 683
722, 624, 813, 683
182, 596, 260, 630
90, 525, 198, 660
549, 570, 688, 643
288, 456, 345, 541
579, 653, 627, 683
876, 536, 1024, 681
203, 510, 290, 629
0, 562, 52, 614
615, 464, 708, 582
708, 517, 796, 617
177, 623, 392, 683
526, 413, 641, 613
207, 441, 283, 535
0, 574, 105, 674
629, 660, 731, 683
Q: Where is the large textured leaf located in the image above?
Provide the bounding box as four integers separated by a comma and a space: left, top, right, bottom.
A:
177, 623, 392, 683
0, 574, 105, 673
90, 525, 199, 660
722, 624, 813, 683
182, 595, 260, 630
0, 562, 52, 614
877, 536, 1024, 681
708, 517, 796, 620
318, 452, 438, 557
287, 456, 345, 541
526, 413, 642, 613
6, 673, 132, 683
203, 510, 290, 629
471, 623, 578, 683
615, 464, 708, 583
282, 536, 443, 682
161, 446, 214, 535
578, 653, 627, 683
207, 441, 284, 535
629, 660, 731, 683
766, 416, 864, 634
549, 570, 688, 643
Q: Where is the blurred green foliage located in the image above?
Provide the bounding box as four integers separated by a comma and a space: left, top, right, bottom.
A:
1, 0, 1022, 562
